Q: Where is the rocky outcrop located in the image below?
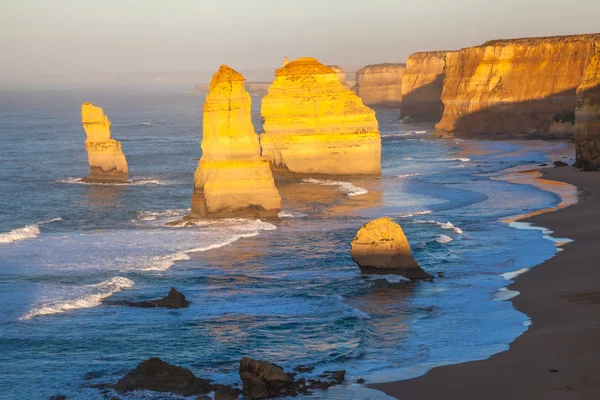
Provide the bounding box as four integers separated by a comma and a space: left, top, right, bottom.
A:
192, 65, 281, 218
192, 82, 272, 97
351, 217, 432, 279
355, 63, 406, 107
116, 358, 212, 396
81, 103, 128, 182
401, 51, 455, 121
436, 34, 600, 137
127, 288, 190, 309
261, 57, 381, 177
328, 65, 347, 86
575, 50, 600, 170
282, 57, 290, 68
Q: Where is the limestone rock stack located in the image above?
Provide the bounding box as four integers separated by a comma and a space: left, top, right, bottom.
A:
81, 103, 128, 183
282, 57, 291, 67
401, 51, 455, 121
192, 65, 281, 218
355, 63, 406, 107
436, 34, 600, 137
261, 57, 381, 176
328, 65, 347, 86
575, 50, 600, 170
351, 217, 431, 280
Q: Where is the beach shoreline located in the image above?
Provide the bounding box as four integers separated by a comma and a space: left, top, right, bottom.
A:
370, 165, 600, 399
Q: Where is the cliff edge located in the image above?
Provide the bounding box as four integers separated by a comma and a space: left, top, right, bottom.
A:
355, 63, 406, 107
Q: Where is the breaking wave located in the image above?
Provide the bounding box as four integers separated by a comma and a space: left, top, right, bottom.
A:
399, 210, 432, 218
413, 220, 463, 234
278, 211, 308, 218
0, 218, 62, 244
20, 277, 134, 320
57, 178, 162, 186
436, 234, 454, 244
137, 209, 190, 221
302, 179, 368, 197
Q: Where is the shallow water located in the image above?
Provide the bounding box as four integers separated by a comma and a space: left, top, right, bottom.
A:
0, 88, 574, 399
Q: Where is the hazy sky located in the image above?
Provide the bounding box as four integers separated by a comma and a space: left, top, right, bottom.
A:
1, 0, 599, 81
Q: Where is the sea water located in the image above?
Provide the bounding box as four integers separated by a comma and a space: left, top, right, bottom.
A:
0, 88, 573, 399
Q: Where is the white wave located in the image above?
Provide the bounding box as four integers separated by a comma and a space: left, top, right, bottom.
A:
137, 209, 190, 221
493, 287, 520, 301
142, 219, 277, 271
501, 268, 529, 280
436, 235, 453, 244
413, 220, 463, 234
0, 218, 62, 244
138, 122, 152, 126
451, 164, 466, 169
278, 211, 308, 218
57, 178, 162, 186
303, 179, 368, 197
20, 277, 135, 320
439, 157, 470, 162
399, 210, 432, 218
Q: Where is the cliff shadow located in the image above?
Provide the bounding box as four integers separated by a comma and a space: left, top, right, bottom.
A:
437, 87, 579, 138
400, 76, 445, 122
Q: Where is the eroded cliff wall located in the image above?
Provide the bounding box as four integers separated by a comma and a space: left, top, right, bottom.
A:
81, 103, 128, 182
575, 49, 600, 170
355, 63, 406, 107
436, 34, 600, 137
261, 57, 381, 176
401, 51, 454, 121
192, 65, 281, 217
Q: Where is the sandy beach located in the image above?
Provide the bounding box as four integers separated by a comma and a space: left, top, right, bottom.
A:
371, 166, 600, 399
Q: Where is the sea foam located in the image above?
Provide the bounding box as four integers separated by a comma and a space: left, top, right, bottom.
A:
413, 220, 463, 234
303, 178, 369, 197
57, 178, 162, 186
0, 218, 62, 244
20, 277, 134, 320
436, 235, 454, 244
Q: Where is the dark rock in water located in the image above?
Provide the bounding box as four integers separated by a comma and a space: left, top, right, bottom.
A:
323, 370, 346, 383
239, 357, 293, 399
83, 371, 104, 380
195, 396, 211, 400
553, 161, 568, 167
50, 396, 67, 400
128, 288, 190, 309
539, 163, 548, 166
293, 365, 315, 373
116, 357, 211, 396
214, 386, 239, 400
357, 378, 365, 384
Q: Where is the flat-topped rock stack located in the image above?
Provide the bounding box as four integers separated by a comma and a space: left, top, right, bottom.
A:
261, 57, 381, 177
191, 65, 281, 218
355, 63, 406, 107
81, 103, 128, 183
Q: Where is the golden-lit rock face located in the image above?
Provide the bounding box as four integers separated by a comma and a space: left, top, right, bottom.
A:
350, 217, 431, 280
81, 103, 128, 182
356, 63, 406, 107
282, 56, 290, 68
575, 50, 600, 170
192, 65, 281, 218
261, 57, 381, 177
401, 51, 455, 121
436, 34, 600, 136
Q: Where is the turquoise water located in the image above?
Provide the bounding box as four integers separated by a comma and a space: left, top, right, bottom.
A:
0, 88, 567, 399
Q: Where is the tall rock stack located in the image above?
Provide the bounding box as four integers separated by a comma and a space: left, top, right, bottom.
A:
328, 65, 347, 86
81, 103, 128, 183
575, 50, 600, 170
401, 51, 455, 121
355, 63, 406, 107
192, 65, 281, 217
435, 34, 600, 137
261, 57, 381, 177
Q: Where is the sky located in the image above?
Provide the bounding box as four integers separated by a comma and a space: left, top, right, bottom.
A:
1, 0, 599, 83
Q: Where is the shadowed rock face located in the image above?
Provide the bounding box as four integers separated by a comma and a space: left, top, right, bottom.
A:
401, 51, 455, 121
192, 65, 281, 218
575, 50, 600, 170
116, 358, 212, 396
240, 357, 294, 399
436, 34, 600, 137
81, 103, 128, 183
351, 217, 432, 280
261, 57, 381, 177
128, 288, 190, 309
356, 63, 406, 107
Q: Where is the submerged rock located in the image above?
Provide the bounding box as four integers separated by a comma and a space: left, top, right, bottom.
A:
351, 217, 432, 280
214, 386, 239, 400
192, 65, 281, 218
128, 288, 190, 309
81, 103, 128, 183
116, 357, 211, 396
553, 160, 569, 167
261, 57, 381, 177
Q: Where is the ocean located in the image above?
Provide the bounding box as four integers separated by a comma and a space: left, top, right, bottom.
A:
0, 87, 575, 399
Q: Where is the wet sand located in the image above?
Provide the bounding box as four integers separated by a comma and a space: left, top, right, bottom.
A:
371, 166, 600, 399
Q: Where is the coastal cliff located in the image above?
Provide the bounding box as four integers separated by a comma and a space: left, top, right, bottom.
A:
192, 65, 281, 217
191, 82, 271, 97
575, 49, 600, 170
260, 57, 381, 177
401, 51, 455, 121
81, 103, 128, 182
328, 65, 347, 86
436, 34, 600, 137
355, 63, 406, 107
